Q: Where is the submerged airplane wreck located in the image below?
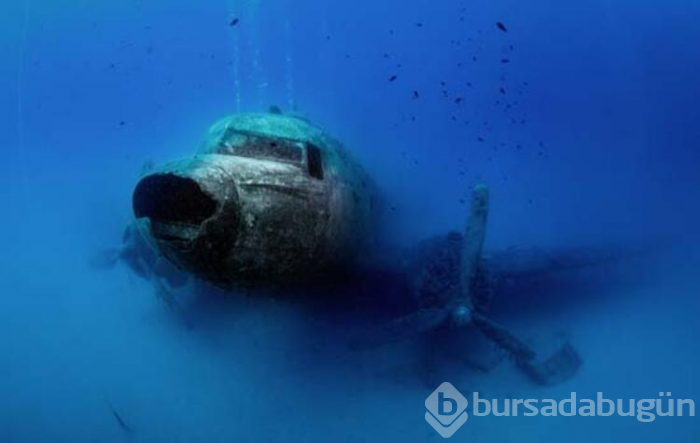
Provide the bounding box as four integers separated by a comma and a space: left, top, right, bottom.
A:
97, 110, 595, 386
131, 112, 376, 287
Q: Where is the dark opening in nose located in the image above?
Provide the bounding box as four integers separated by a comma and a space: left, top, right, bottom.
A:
133, 173, 218, 225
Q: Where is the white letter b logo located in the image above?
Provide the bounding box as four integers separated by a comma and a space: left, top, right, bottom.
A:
425, 383, 469, 438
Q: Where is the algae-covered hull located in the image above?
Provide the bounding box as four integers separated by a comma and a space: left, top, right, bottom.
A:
132, 113, 377, 287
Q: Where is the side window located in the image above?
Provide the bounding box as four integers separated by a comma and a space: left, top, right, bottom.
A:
306, 143, 324, 180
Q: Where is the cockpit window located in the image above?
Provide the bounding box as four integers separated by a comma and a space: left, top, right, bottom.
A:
215, 128, 304, 164
306, 143, 324, 180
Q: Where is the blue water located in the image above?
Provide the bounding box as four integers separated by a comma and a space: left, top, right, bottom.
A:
1, 0, 699, 441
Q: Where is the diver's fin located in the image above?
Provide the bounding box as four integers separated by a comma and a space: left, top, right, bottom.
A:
89, 249, 121, 270
348, 307, 449, 350
471, 313, 582, 385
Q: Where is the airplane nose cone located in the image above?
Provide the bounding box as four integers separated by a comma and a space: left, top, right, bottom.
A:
132, 170, 240, 282
134, 173, 218, 224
